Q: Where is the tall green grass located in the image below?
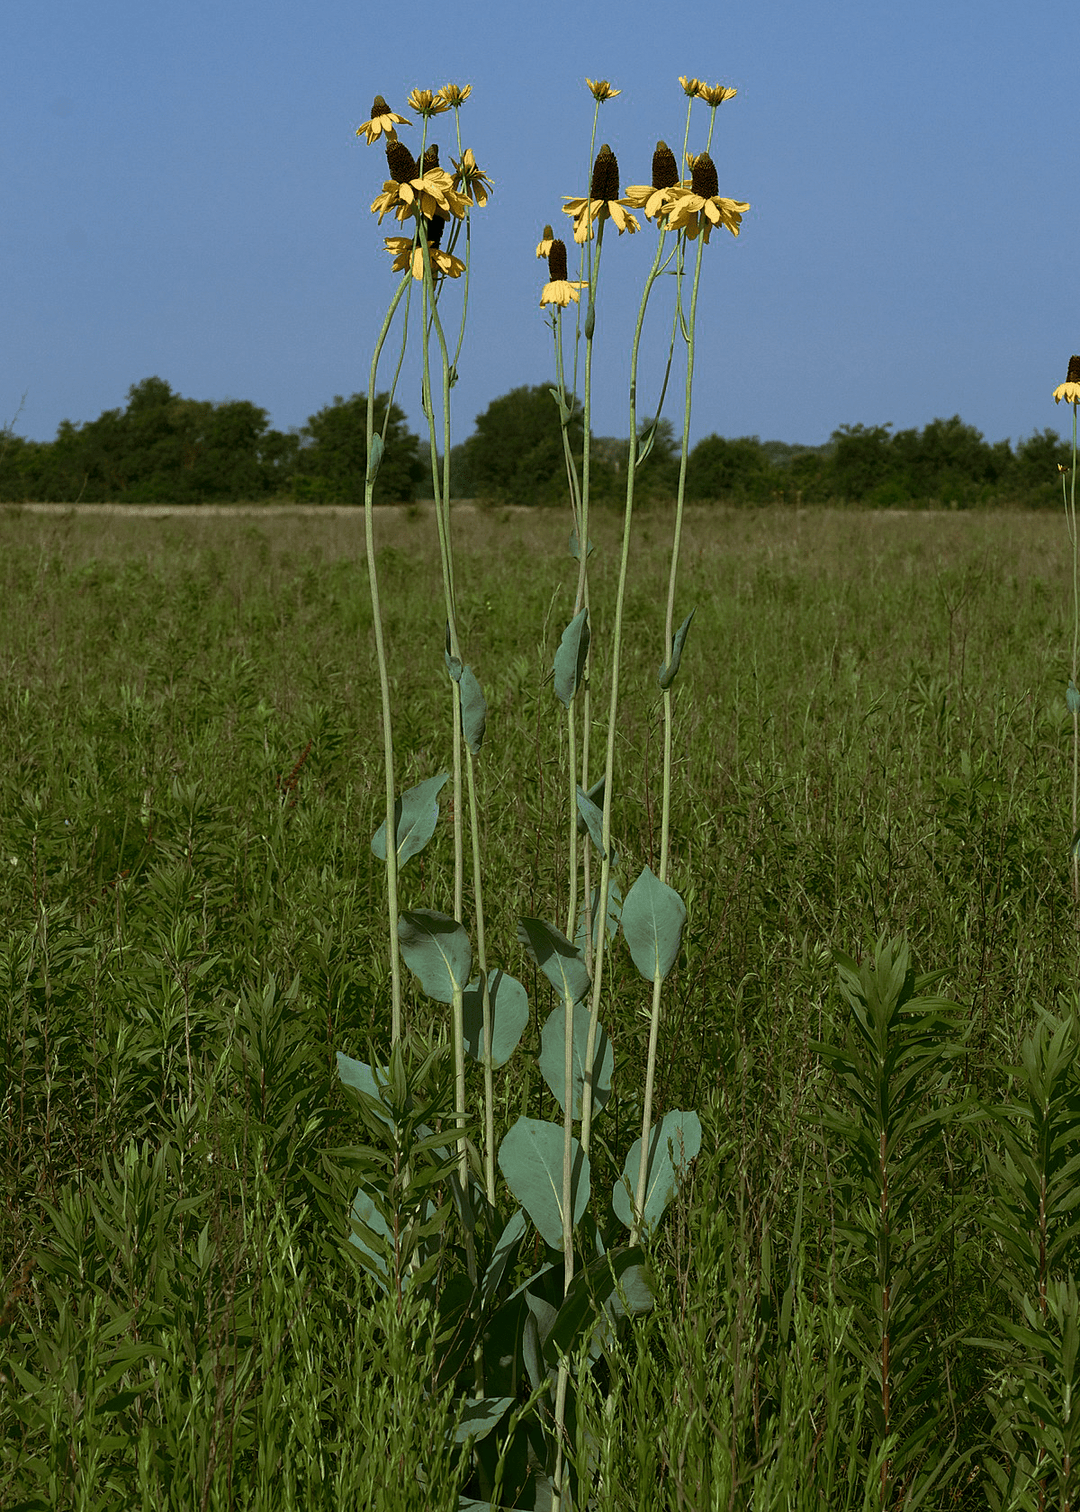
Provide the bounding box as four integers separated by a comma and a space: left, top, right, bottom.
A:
1, 504, 1078, 1509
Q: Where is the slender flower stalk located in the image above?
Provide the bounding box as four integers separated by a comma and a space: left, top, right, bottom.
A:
1055, 356, 1080, 906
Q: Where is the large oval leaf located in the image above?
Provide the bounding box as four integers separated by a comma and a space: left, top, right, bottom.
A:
371, 773, 449, 866
538, 1004, 614, 1119
621, 866, 686, 982
459, 666, 487, 754
497, 1116, 590, 1250
575, 879, 622, 958
517, 918, 590, 1006
398, 910, 472, 1003
463, 969, 529, 1066
611, 1110, 702, 1236
554, 607, 590, 708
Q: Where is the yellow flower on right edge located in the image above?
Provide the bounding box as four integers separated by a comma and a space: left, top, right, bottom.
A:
1054, 356, 1080, 405
663, 152, 749, 241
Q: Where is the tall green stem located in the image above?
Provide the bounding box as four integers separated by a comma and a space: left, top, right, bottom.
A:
365, 273, 412, 1044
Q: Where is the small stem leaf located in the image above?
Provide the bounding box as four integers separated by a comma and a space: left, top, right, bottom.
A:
444, 621, 462, 682
366, 432, 384, 484
452, 1396, 516, 1446
569, 529, 595, 561
460, 666, 487, 753
463, 969, 530, 1066
575, 775, 606, 833
371, 772, 449, 866
658, 608, 696, 690
612, 1110, 702, 1235
538, 1004, 614, 1118
548, 386, 571, 425
547, 1247, 654, 1363
523, 1297, 558, 1392
575, 879, 622, 958
575, 785, 608, 860
497, 1116, 590, 1250
636, 425, 656, 467
482, 1209, 529, 1307
1068, 679, 1080, 715
621, 866, 687, 982
398, 910, 472, 1003
554, 608, 590, 708
517, 918, 591, 1006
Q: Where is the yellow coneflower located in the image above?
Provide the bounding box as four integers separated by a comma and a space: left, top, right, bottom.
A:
384, 235, 465, 281
678, 75, 702, 97
356, 94, 409, 145
1054, 357, 1080, 405
696, 81, 737, 106
540, 238, 587, 306
437, 83, 472, 108
624, 141, 688, 222
562, 144, 640, 244
407, 87, 449, 118
664, 152, 748, 242
371, 140, 469, 223
585, 78, 620, 101
536, 225, 556, 258
452, 147, 493, 207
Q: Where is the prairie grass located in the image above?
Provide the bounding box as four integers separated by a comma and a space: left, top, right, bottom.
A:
1, 503, 1078, 1509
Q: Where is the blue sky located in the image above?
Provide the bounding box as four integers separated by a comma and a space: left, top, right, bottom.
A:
4, 0, 1077, 453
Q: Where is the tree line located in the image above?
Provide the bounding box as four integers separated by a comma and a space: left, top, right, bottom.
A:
0, 376, 1071, 508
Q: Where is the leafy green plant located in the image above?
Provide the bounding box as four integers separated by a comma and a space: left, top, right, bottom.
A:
811, 936, 971, 1508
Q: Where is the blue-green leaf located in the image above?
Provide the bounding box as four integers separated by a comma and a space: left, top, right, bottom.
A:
482, 1209, 529, 1307
554, 608, 590, 708
460, 666, 487, 753
575, 775, 605, 834
517, 918, 590, 1005
611, 1110, 702, 1235
366, 433, 384, 485
636, 425, 656, 467
398, 910, 472, 1003
497, 1116, 590, 1250
621, 866, 686, 982
569, 529, 595, 561
371, 773, 449, 866
348, 1189, 392, 1289
452, 1396, 516, 1446
463, 969, 529, 1066
548, 386, 571, 425
658, 608, 696, 690
538, 1004, 614, 1118
1068, 679, 1080, 715
575, 879, 622, 958
444, 621, 462, 683
575, 785, 607, 859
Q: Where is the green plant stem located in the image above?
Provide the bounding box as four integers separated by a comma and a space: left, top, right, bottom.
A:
630, 973, 664, 1246
365, 271, 412, 1044
465, 744, 495, 1203
1071, 403, 1078, 907
659, 229, 705, 884
579, 227, 666, 1158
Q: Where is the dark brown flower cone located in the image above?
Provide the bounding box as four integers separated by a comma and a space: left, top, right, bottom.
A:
690, 152, 719, 198
422, 144, 440, 173
590, 144, 620, 201
652, 141, 678, 190
1068, 356, 1080, 386
371, 94, 391, 117
547, 239, 569, 282
386, 139, 418, 184
426, 215, 446, 251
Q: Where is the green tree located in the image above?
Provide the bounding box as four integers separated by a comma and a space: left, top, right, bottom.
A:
685, 433, 777, 503
292, 392, 422, 505
459, 384, 583, 506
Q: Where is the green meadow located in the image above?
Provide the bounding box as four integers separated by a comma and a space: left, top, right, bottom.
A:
2, 502, 1078, 1509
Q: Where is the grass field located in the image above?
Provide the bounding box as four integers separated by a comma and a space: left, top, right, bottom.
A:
1, 502, 1078, 1509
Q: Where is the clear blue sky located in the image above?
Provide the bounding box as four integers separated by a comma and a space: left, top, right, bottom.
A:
4, 0, 1076, 453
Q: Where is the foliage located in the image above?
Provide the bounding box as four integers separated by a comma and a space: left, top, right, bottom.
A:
291, 391, 423, 505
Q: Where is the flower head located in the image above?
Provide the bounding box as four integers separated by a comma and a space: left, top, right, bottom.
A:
1054, 356, 1080, 405
407, 87, 449, 118
437, 82, 472, 108
452, 147, 493, 206
371, 145, 469, 224
678, 75, 702, 97
357, 94, 409, 145
624, 140, 688, 221
562, 144, 640, 243
540, 238, 587, 306
385, 234, 464, 281
664, 151, 749, 241
696, 81, 737, 106
586, 78, 621, 102
536, 225, 556, 258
